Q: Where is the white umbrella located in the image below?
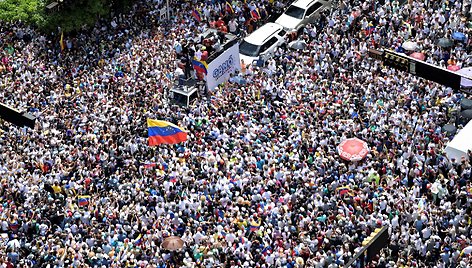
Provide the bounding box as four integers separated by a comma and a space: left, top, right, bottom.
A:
402, 41, 418, 51
457, 67, 472, 88
288, 40, 307, 50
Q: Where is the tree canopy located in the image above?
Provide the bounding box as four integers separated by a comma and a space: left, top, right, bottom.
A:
0, 0, 43, 24
0, 0, 131, 32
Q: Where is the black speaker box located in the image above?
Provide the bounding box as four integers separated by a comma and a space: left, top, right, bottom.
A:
0, 103, 36, 129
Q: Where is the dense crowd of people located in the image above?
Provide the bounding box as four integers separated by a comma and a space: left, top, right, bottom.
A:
0, 0, 472, 267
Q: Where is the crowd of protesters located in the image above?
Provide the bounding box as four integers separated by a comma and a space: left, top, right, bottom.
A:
0, 0, 472, 267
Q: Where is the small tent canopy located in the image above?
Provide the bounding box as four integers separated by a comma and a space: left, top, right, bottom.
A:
445, 121, 472, 161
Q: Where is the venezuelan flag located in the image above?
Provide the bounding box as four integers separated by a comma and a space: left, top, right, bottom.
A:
248, 219, 261, 232
225, 1, 234, 13
251, 8, 260, 20
147, 119, 188, 146
336, 186, 353, 196
134, 234, 143, 246
60, 31, 65, 52
365, 23, 375, 35
143, 162, 157, 169
192, 9, 202, 22
78, 195, 91, 206
192, 59, 208, 74
261, 246, 272, 256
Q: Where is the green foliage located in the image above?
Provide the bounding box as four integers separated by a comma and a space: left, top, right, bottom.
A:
40, 0, 111, 33
0, 0, 42, 23
0, 0, 132, 33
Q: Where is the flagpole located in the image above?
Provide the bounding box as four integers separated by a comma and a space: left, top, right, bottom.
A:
166, 0, 170, 20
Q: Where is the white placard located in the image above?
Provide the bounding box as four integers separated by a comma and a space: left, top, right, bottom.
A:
206, 43, 241, 90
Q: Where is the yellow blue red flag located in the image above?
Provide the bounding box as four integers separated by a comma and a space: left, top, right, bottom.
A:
225, 1, 234, 13
251, 8, 260, 20
192, 59, 208, 74
147, 119, 188, 146
78, 195, 91, 206
192, 9, 202, 22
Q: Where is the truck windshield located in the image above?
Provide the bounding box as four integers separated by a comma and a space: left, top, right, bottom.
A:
239, 40, 260, 57
285, 5, 305, 19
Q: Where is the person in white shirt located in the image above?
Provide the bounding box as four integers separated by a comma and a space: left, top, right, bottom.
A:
175, 65, 185, 79
228, 19, 238, 34
193, 228, 207, 244
194, 48, 202, 61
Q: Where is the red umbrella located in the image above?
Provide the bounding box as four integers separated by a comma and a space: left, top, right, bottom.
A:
447, 65, 460, 71
410, 52, 425, 61
338, 138, 369, 161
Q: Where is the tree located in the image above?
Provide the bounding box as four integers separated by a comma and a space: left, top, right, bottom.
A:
0, 0, 43, 24
0, 0, 133, 33
40, 0, 111, 33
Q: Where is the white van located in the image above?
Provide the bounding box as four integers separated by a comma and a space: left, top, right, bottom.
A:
239, 23, 287, 66
275, 0, 332, 32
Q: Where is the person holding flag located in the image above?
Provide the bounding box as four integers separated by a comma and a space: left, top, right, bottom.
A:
60, 31, 65, 52
250, 8, 260, 20
77, 195, 91, 207
191, 57, 208, 80
192, 8, 203, 22
248, 217, 261, 232
365, 21, 375, 36
225, 1, 234, 14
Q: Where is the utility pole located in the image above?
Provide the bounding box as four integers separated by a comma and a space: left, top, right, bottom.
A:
166, 0, 170, 20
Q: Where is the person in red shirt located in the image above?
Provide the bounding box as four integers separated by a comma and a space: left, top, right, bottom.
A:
215, 17, 226, 29
219, 24, 228, 33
